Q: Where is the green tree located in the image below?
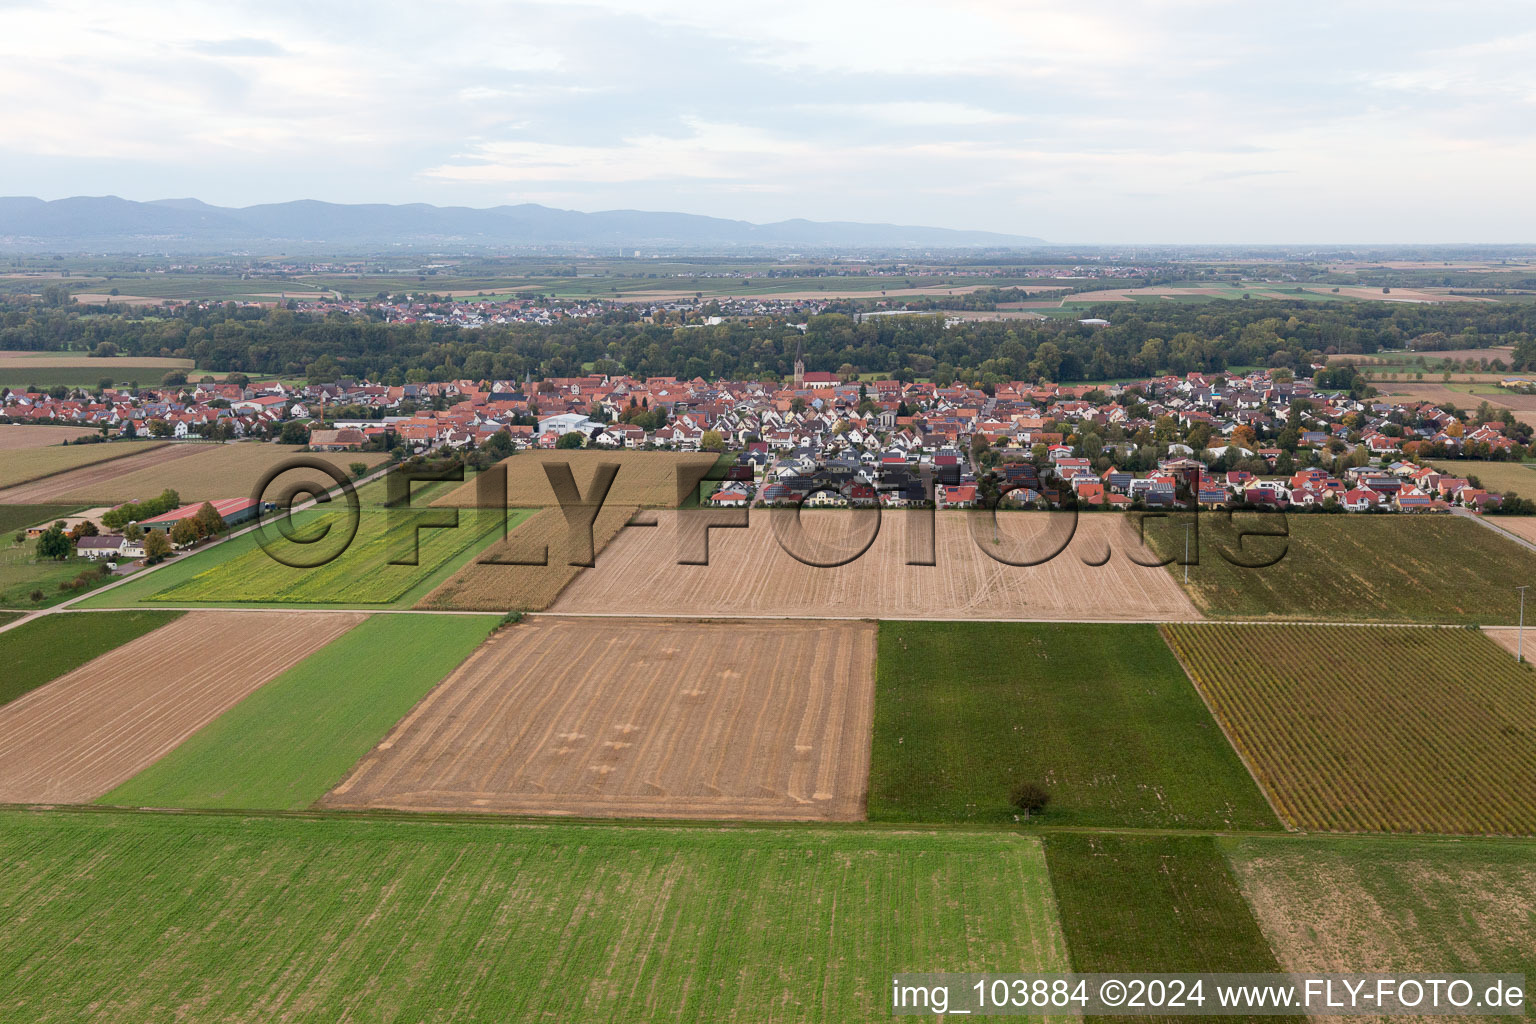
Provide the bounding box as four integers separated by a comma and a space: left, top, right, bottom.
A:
279, 421, 310, 446
556, 431, 585, 450
36, 523, 71, 561
142, 531, 172, 563
700, 430, 725, 451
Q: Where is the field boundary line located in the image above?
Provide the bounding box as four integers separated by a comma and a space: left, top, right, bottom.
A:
1157, 624, 1294, 833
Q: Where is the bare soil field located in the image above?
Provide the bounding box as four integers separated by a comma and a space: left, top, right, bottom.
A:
1481, 626, 1532, 659
69, 294, 179, 306
417, 504, 637, 611
1325, 286, 1490, 303
552, 510, 1199, 620
433, 450, 721, 509
324, 617, 877, 820
0, 424, 116, 450
1475, 516, 1536, 547
0, 440, 169, 491
0, 610, 363, 803
0, 443, 386, 504
0, 351, 192, 371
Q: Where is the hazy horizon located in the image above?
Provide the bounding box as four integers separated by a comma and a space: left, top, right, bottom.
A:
4, 0, 1535, 244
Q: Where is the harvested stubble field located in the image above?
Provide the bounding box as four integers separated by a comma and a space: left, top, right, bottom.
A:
1428, 461, 1536, 498
0, 813, 1067, 1023
417, 503, 637, 611
324, 616, 878, 820
1153, 514, 1536, 624
0, 442, 386, 504
1480, 514, 1536, 546
0, 610, 363, 803
1224, 835, 1536, 982
432, 449, 723, 508
553, 510, 1199, 620
0, 440, 166, 491
0, 351, 193, 388
1163, 624, 1536, 834
0, 424, 113, 449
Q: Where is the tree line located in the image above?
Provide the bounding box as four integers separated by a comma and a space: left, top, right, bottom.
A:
3, 296, 1536, 386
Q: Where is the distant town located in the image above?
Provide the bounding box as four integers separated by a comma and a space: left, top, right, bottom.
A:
5, 354, 1532, 517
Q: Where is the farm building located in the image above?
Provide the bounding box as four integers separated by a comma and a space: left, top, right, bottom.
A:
75, 535, 127, 560
137, 497, 262, 534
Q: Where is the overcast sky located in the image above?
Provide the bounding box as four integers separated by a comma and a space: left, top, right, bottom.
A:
3, 0, 1534, 243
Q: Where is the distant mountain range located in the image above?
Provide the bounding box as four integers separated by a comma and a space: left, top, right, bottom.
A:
0, 196, 1045, 250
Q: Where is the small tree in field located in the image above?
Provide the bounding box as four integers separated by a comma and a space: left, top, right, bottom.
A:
350, 461, 369, 479
36, 523, 71, 561
1010, 781, 1051, 820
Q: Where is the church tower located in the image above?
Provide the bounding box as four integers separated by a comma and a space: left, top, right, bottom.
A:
793, 337, 805, 386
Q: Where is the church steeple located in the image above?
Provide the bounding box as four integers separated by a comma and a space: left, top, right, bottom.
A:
793, 337, 805, 386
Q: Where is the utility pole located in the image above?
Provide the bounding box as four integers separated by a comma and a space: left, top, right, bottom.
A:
1518, 586, 1529, 664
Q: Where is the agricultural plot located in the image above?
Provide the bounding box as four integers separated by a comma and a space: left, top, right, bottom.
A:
324, 617, 878, 821
147, 506, 526, 607
1479, 514, 1536, 546
0, 442, 386, 505
0, 351, 193, 388
1224, 836, 1536, 980
102, 613, 499, 810
0, 610, 362, 803
1044, 834, 1295, 1024
0, 504, 80, 536
0, 440, 166, 490
0, 813, 1067, 1024
416, 503, 637, 611
869, 622, 1277, 829
1428, 460, 1536, 499
1156, 514, 1536, 624
0, 424, 111, 449
1163, 624, 1536, 834
554, 510, 1199, 620
0, 537, 113, 609
432, 449, 723, 508
0, 610, 183, 707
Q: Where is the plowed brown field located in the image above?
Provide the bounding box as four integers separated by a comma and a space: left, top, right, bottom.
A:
324, 617, 877, 821
0, 444, 204, 502
551, 509, 1199, 620
0, 610, 364, 803
0, 443, 385, 504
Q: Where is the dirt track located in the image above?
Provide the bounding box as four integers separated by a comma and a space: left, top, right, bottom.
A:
551, 510, 1200, 620
323, 617, 877, 821
0, 611, 364, 803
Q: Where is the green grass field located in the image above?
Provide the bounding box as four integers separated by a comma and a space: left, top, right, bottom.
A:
0, 812, 1068, 1022
83, 505, 530, 609
1222, 835, 1536, 979
1156, 514, 1536, 624
0, 542, 116, 609
0, 504, 81, 536
867, 622, 1278, 830
101, 613, 499, 810
0, 610, 182, 706
1044, 834, 1296, 1024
